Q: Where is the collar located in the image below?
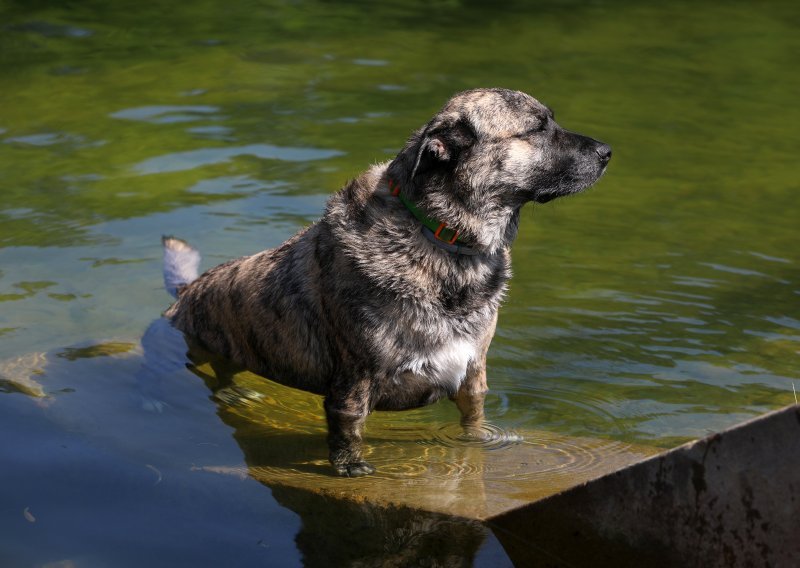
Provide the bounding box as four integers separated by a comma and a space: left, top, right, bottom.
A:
388, 179, 479, 256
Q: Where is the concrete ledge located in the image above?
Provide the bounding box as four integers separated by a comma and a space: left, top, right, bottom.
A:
488, 404, 800, 567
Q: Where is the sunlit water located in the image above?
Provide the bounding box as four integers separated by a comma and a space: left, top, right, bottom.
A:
1, 0, 798, 565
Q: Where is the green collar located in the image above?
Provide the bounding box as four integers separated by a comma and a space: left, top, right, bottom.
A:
388, 179, 474, 252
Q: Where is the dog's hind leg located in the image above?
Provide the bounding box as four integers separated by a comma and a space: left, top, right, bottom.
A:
324, 378, 375, 477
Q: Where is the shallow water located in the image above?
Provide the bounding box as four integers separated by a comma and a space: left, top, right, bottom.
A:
1, 0, 798, 565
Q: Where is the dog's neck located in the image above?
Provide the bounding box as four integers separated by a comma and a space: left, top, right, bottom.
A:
385, 175, 519, 255
387, 140, 519, 254
388, 179, 479, 256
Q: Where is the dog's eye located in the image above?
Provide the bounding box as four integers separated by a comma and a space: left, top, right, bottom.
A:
522, 119, 548, 137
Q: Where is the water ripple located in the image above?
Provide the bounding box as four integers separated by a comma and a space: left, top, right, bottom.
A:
431, 422, 524, 451
110, 105, 220, 124
132, 143, 344, 174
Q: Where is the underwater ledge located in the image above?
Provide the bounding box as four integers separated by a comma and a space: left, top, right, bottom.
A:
202, 405, 799, 566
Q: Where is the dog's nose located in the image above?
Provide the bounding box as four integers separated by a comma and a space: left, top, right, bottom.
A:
595, 143, 612, 165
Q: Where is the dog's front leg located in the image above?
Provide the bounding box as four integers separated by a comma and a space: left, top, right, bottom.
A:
454, 359, 488, 433
453, 315, 496, 435
324, 382, 375, 477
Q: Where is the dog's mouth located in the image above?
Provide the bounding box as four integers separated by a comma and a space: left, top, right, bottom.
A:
532, 146, 611, 204
532, 193, 558, 204
532, 169, 607, 204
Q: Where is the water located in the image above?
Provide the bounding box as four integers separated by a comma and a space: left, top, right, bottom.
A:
1, 0, 798, 565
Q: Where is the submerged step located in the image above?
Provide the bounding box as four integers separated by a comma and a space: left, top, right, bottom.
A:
195, 426, 659, 520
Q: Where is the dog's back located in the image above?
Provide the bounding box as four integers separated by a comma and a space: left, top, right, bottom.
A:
163, 226, 335, 395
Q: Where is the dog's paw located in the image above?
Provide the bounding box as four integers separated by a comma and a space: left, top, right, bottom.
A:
333, 461, 376, 477
458, 428, 523, 445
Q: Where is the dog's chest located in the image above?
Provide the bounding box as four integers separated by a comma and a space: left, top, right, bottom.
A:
365, 251, 506, 393
404, 337, 477, 391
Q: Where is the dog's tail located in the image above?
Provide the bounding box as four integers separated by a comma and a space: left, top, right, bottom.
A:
162, 236, 200, 299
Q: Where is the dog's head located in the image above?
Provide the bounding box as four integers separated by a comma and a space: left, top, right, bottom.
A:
387, 88, 611, 251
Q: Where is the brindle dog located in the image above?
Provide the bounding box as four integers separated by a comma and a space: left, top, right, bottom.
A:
163, 88, 611, 476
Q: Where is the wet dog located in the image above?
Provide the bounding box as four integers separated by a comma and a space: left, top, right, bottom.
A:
162, 88, 611, 476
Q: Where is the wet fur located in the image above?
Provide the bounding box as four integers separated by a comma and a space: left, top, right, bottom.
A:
164, 88, 611, 476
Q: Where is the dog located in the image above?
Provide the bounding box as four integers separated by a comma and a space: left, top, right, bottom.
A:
162, 88, 611, 476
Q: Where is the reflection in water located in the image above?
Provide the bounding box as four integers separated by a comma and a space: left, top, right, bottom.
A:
269, 487, 488, 568
58, 341, 138, 361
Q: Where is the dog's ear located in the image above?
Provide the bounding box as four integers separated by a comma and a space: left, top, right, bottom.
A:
423, 137, 450, 160
411, 116, 476, 182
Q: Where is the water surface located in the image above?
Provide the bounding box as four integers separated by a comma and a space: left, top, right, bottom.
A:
1, 0, 798, 565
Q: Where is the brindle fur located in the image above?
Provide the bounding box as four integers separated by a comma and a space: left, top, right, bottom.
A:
164, 88, 611, 476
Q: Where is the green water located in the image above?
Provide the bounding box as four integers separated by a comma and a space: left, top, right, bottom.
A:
1, 0, 798, 565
